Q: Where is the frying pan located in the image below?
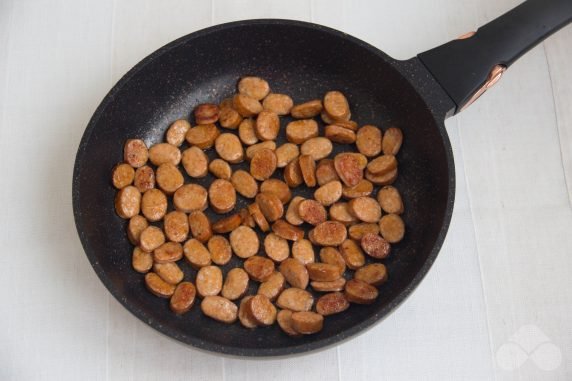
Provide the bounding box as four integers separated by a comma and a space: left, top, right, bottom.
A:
73, 0, 572, 356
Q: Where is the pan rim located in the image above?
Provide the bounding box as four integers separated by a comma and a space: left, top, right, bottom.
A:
72, 18, 455, 357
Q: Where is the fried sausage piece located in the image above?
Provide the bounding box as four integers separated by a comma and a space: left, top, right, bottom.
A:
238, 76, 270, 100
356, 125, 382, 157
127, 215, 148, 245
188, 211, 213, 243
348, 197, 382, 223
170, 282, 196, 314
145, 272, 175, 298
148, 143, 181, 166
132, 247, 153, 273
201, 296, 238, 323
339, 239, 365, 270
279, 258, 309, 289
361, 233, 391, 259
133, 165, 155, 193
377, 186, 404, 214
316, 292, 350, 316
276, 288, 313, 312
231, 170, 258, 198
196, 265, 223, 297
250, 148, 277, 181
209, 158, 232, 180
139, 226, 165, 252
124, 139, 148, 168
344, 279, 378, 304
194, 104, 219, 125
141, 189, 167, 221
183, 238, 212, 269
382, 127, 403, 155
208, 235, 232, 265
309, 221, 347, 246
185, 123, 220, 148
378, 214, 405, 243
115, 185, 141, 219
230, 226, 259, 258
155, 163, 184, 194
166, 119, 191, 147
173, 184, 208, 213
112, 163, 135, 189
181, 146, 209, 178
209, 179, 236, 214
291, 99, 323, 119
262, 93, 293, 115
272, 220, 304, 241
291, 312, 323, 334
355, 263, 388, 286
244, 256, 275, 282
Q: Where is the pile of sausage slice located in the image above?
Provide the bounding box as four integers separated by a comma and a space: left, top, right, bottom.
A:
113, 76, 405, 336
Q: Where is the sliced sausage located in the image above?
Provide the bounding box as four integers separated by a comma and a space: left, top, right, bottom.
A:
208, 235, 232, 266
194, 103, 219, 125
311, 278, 346, 292
127, 215, 148, 245
277, 309, 302, 336
250, 148, 277, 180
112, 163, 135, 189
124, 139, 148, 168
248, 203, 270, 232
155, 163, 184, 194
133, 165, 155, 193
166, 119, 191, 147
316, 292, 350, 316
188, 211, 213, 243
334, 153, 363, 187
231, 170, 258, 198
382, 127, 403, 155
132, 247, 153, 273
325, 124, 357, 144
149, 143, 181, 166
316, 159, 340, 186
339, 239, 365, 270
260, 179, 291, 204
314, 180, 342, 206
245, 140, 276, 160
284, 158, 303, 187
291, 99, 323, 119
238, 76, 270, 100
264, 233, 290, 262
292, 239, 315, 264
355, 263, 388, 286
286, 119, 318, 144
153, 241, 183, 263
276, 288, 313, 312
377, 185, 404, 214
209, 158, 232, 180
342, 179, 373, 199
319, 247, 346, 274
244, 256, 275, 282
257, 271, 285, 301
209, 179, 236, 213
173, 184, 208, 213
219, 107, 243, 129
298, 154, 317, 187
212, 213, 242, 234
329, 202, 359, 225
201, 296, 238, 323
344, 279, 378, 304
361, 233, 391, 259
356, 125, 382, 157
306, 263, 342, 282
291, 312, 323, 334
233, 94, 263, 117
230, 226, 259, 258
378, 214, 405, 243
215, 133, 244, 163
222, 268, 249, 301
181, 146, 209, 178
196, 265, 223, 297
272, 219, 304, 241
185, 123, 220, 148
183, 238, 212, 269
141, 189, 167, 221
300, 137, 333, 161
279, 258, 309, 289
238, 296, 258, 328
139, 226, 165, 252
246, 294, 277, 326
255, 110, 280, 141
262, 93, 293, 115
170, 282, 196, 314
115, 185, 141, 219
323, 91, 350, 121
238, 118, 258, 146
298, 199, 327, 225
153, 262, 184, 285
285, 196, 305, 226
348, 197, 382, 223
309, 221, 347, 246
348, 223, 379, 241
255, 192, 284, 222
275, 143, 300, 168
145, 272, 175, 298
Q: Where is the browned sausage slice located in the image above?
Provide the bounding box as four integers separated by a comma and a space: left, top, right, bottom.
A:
112, 163, 135, 189
170, 282, 196, 314
316, 292, 350, 316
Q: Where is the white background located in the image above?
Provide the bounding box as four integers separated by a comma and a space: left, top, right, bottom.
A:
1, 0, 571, 380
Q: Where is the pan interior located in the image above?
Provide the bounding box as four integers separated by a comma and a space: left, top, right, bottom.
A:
74, 21, 451, 355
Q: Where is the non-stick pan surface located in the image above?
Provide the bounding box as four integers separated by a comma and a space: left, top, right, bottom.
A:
74, 0, 572, 356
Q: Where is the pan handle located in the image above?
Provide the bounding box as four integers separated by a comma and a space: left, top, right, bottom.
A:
418, 0, 572, 114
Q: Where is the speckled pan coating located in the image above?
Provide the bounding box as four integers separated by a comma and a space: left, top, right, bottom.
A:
73, 19, 455, 357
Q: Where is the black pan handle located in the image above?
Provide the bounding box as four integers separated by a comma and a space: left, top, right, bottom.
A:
418, 0, 572, 114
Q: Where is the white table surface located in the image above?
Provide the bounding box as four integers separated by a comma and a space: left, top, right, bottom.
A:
1, 0, 571, 380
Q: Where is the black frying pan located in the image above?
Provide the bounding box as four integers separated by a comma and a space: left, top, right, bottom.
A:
73, 0, 572, 356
